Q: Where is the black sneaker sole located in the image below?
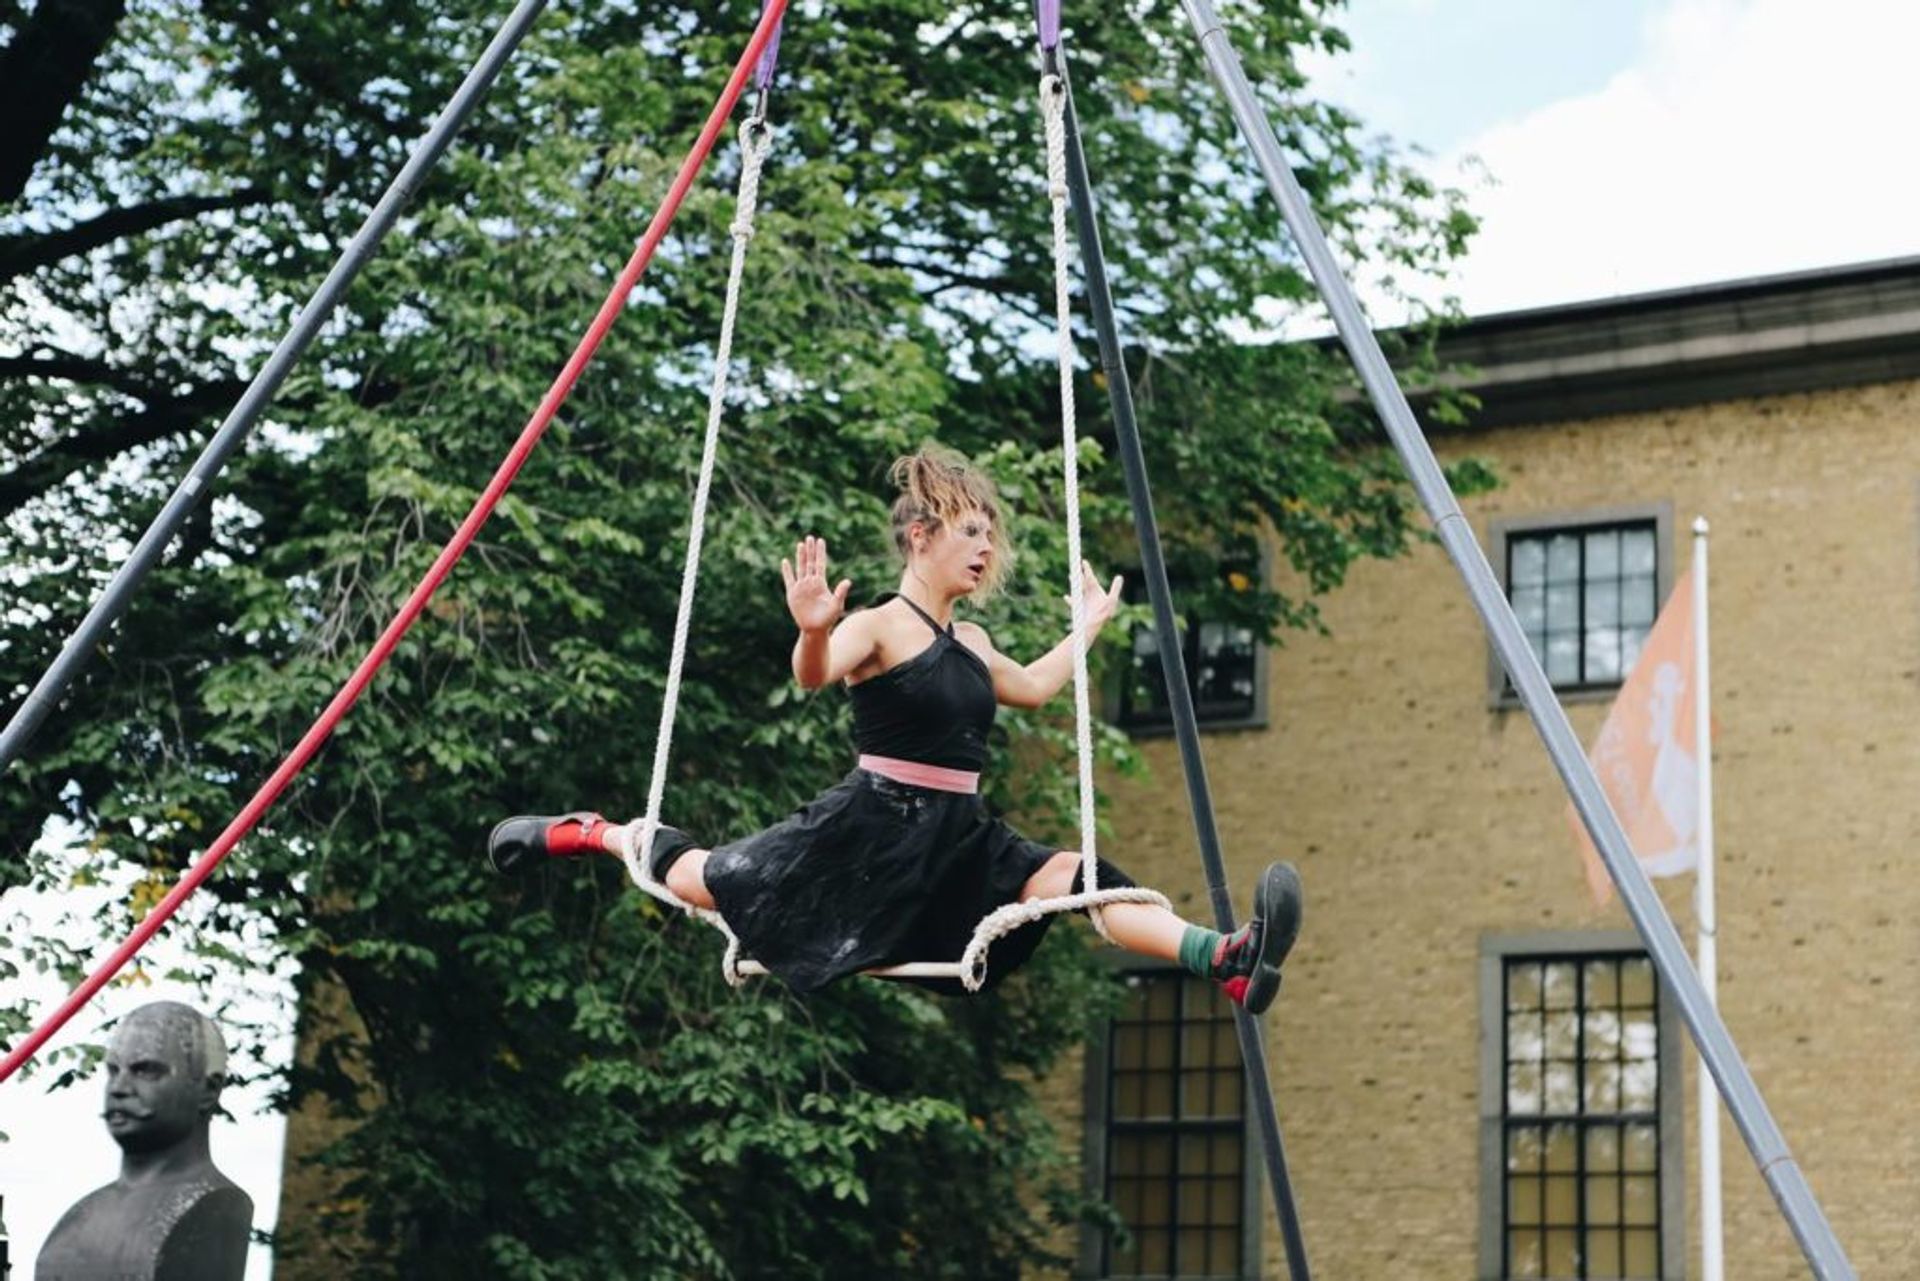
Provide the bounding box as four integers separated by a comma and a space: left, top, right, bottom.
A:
487, 815, 547, 876
1241, 860, 1303, 1016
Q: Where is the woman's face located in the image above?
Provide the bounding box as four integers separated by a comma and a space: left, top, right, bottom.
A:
911, 507, 996, 597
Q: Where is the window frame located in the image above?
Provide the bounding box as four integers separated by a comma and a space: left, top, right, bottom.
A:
1111, 555, 1272, 737
1477, 932, 1688, 1281
1484, 503, 1674, 709
1079, 962, 1263, 1281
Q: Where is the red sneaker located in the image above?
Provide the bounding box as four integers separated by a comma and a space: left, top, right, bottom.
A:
487, 812, 612, 875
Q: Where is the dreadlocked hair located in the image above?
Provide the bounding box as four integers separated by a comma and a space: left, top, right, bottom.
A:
888, 445, 1013, 601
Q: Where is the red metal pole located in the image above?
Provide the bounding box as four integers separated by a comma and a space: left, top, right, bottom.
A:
0, 0, 792, 1085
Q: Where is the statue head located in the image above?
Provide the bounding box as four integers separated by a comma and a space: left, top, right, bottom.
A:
100, 1002, 228, 1156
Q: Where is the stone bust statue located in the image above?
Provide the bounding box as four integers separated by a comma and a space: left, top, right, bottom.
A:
35, 1002, 252, 1281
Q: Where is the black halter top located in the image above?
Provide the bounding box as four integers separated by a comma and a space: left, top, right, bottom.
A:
848, 596, 997, 772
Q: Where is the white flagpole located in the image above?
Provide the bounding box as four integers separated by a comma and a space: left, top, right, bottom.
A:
1694, 516, 1724, 1281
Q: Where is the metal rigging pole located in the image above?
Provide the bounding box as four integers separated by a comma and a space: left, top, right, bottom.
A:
1174, 2, 1852, 1274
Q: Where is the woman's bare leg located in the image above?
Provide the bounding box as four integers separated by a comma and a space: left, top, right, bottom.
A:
597, 824, 717, 910
1019, 849, 1187, 962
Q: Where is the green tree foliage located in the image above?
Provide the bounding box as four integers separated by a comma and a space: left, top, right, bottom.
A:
1, 1, 1485, 1274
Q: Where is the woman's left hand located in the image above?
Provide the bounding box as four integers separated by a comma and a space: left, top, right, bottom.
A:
1066, 560, 1124, 633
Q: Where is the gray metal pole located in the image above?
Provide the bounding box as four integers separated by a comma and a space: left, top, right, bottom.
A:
1176, 1, 1854, 1276
0, 0, 551, 777
1048, 50, 1313, 1279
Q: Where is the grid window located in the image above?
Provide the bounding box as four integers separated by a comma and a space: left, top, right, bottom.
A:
1507, 522, 1658, 691
1104, 972, 1245, 1279
1119, 567, 1261, 729
1503, 954, 1662, 1280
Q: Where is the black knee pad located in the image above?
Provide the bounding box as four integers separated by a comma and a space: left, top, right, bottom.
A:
649, 825, 699, 882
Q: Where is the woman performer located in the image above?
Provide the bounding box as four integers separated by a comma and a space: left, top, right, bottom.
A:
489, 446, 1300, 1009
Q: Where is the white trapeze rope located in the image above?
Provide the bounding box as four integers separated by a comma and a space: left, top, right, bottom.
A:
1047, 70, 1106, 938
776, 74, 1169, 992
1001, 70, 1170, 967
622, 116, 774, 986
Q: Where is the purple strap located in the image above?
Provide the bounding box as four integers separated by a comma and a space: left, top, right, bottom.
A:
1034, 0, 1061, 50
754, 0, 786, 92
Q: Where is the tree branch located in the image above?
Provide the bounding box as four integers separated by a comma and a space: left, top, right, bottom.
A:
0, 0, 129, 205
0, 189, 268, 282
864, 253, 1029, 298
0, 384, 241, 521
0, 349, 171, 399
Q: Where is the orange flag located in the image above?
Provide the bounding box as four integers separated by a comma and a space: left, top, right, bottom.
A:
1569, 566, 1702, 905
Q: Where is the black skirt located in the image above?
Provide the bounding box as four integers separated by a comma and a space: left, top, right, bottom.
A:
702, 768, 1135, 994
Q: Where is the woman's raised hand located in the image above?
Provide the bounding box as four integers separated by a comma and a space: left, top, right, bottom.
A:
1067, 560, 1125, 632
782, 535, 853, 633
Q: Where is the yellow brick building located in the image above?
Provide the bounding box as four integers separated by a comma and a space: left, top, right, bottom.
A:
1066, 258, 1920, 1280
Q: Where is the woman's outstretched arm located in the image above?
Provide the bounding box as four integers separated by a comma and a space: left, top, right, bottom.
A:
970, 562, 1123, 709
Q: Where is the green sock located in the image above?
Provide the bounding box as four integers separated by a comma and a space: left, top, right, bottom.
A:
1178, 925, 1223, 979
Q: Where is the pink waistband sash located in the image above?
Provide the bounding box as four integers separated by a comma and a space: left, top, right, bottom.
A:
857, 753, 980, 794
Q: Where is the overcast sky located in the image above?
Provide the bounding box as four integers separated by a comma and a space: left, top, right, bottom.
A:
6, 1, 1919, 1274
1312, 0, 1920, 315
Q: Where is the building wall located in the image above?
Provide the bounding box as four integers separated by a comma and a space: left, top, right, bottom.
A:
1088, 378, 1920, 1277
